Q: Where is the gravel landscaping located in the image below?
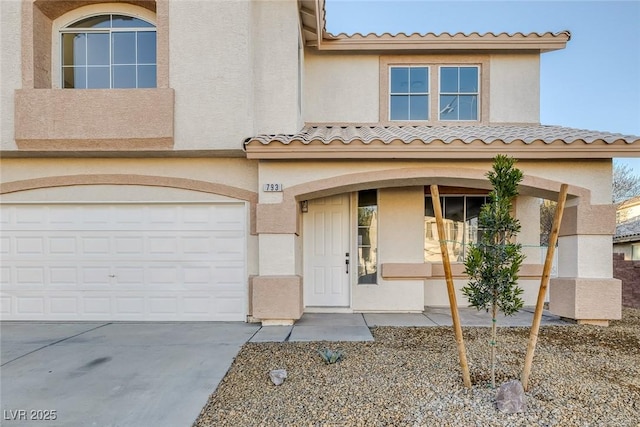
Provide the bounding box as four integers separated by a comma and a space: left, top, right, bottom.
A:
194, 308, 640, 426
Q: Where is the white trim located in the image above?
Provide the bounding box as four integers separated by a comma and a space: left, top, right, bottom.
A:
52, 4, 156, 89
388, 65, 430, 121
437, 65, 481, 122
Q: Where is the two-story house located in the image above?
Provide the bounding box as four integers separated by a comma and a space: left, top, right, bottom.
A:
1, 0, 637, 326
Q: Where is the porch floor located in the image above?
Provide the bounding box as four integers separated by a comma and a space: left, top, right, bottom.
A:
249, 306, 571, 343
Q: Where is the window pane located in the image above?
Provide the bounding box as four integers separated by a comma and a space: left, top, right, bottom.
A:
443, 197, 464, 262
444, 197, 464, 222
137, 65, 156, 88
63, 67, 86, 88
390, 67, 409, 93
409, 95, 428, 120
358, 190, 377, 285
466, 197, 486, 246
87, 66, 110, 88
69, 15, 111, 28
440, 67, 458, 92
440, 95, 458, 120
112, 32, 136, 64
409, 67, 428, 93
112, 15, 155, 28
62, 33, 86, 66
112, 65, 136, 88
390, 95, 409, 120
460, 67, 478, 92
137, 32, 157, 64
459, 95, 478, 120
87, 33, 110, 65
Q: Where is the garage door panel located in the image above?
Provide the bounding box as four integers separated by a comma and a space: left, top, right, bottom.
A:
1, 203, 247, 321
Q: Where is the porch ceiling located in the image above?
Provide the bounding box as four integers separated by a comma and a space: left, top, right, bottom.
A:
244, 124, 640, 160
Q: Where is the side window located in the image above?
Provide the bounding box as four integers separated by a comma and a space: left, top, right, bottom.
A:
439, 66, 479, 121
357, 190, 378, 284
389, 66, 429, 121
61, 14, 156, 89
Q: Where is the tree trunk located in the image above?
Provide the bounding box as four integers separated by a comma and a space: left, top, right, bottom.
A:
491, 301, 498, 388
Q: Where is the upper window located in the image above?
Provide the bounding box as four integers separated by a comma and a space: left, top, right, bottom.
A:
439, 66, 479, 121
61, 14, 156, 89
385, 62, 482, 123
389, 66, 429, 121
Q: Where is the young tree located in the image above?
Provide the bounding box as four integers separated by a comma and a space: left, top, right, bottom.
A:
462, 155, 525, 388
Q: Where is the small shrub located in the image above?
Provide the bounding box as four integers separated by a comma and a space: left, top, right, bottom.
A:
317, 348, 344, 364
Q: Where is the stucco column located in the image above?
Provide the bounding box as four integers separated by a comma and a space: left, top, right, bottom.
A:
250, 199, 303, 325
549, 202, 622, 325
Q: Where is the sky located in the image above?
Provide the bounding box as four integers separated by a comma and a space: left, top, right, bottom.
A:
324, 0, 640, 173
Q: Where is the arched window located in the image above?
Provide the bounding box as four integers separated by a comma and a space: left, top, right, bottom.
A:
61, 14, 156, 89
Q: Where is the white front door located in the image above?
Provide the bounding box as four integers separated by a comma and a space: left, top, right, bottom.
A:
303, 194, 350, 307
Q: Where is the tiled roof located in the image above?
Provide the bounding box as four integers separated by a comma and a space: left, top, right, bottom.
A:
299, 0, 570, 52
615, 218, 640, 243
246, 125, 640, 146
324, 31, 571, 41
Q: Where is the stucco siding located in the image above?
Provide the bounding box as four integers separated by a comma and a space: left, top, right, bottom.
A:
0, 158, 258, 193
251, 0, 300, 135
170, 1, 252, 150
490, 54, 540, 123
304, 52, 380, 123
352, 187, 425, 312
0, 0, 20, 151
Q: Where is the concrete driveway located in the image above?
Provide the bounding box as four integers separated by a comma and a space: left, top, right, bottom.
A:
1, 322, 259, 427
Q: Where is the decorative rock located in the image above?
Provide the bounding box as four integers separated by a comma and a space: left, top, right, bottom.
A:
496, 379, 527, 413
269, 369, 287, 386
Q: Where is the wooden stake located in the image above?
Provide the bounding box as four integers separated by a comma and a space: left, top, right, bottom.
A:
521, 183, 569, 391
430, 185, 472, 388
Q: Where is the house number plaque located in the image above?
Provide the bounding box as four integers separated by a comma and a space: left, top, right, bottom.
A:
263, 183, 283, 192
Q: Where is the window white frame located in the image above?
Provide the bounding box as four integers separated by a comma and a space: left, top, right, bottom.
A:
380, 55, 488, 125
438, 65, 480, 121
388, 66, 430, 121
52, 4, 157, 89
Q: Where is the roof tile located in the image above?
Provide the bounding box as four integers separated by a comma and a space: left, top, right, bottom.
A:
246, 125, 640, 146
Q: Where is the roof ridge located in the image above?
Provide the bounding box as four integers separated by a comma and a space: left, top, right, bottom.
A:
325, 31, 572, 39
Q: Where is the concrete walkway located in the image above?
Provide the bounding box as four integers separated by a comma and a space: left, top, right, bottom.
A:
250, 307, 570, 343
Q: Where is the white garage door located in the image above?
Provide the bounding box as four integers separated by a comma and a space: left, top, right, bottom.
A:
0, 203, 247, 321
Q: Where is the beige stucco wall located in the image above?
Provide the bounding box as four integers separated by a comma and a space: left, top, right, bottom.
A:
0, 158, 258, 191
303, 51, 380, 123
352, 187, 425, 311
169, 0, 251, 151
256, 159, 608, 202
0, 0, 21, 151
516, 195, 543, 262
303, 51, 542, 125
170, 0, 300, 151
518, 160, 612, 204
489, 54, 540, 123
250, 0, 300, 135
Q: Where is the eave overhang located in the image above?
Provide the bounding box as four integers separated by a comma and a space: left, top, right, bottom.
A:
299, 0, 570, 53
244, 125, 640, 160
